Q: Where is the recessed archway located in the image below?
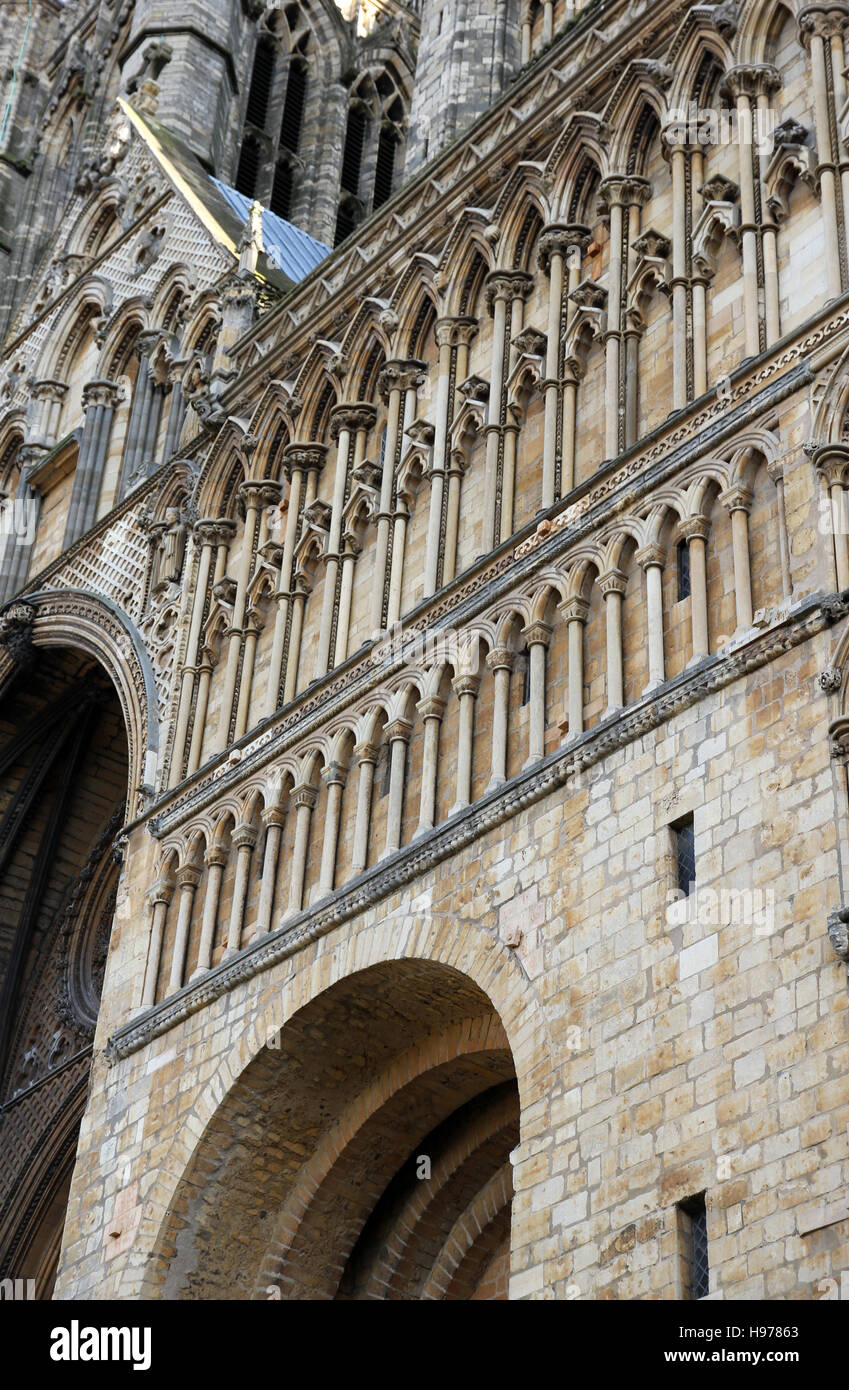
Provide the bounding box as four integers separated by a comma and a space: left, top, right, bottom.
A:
148, 959, 521, 1301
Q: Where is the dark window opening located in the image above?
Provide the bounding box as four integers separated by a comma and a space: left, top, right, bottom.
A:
334, 197, 358, 247
245, 39, 275, 131
340, 106, 367, 196
520, 649, 531, 706
678, 1193, 709, 1300
672, 814, 695, 899
270, 161, 293, 219
235, 139, 260, 197
374, 127, 396, 209
677, 538, 691, 602
280, 60, 306, 153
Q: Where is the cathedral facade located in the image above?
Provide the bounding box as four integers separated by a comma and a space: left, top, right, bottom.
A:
0, 0, 848, 1301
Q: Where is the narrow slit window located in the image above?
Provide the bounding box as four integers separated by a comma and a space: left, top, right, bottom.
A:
672, 814, 695, 899
677, 538, 690, 601
373, 127, 396, 209
678, 1193, 709, 1300
270, 161, 292, 219
279, 60, 307, 154
340, 107, 367, 196
234, 139, 260, 198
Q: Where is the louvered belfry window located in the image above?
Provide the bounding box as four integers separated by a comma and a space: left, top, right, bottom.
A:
373, 126, 396, 209
245, 38, 275, 131
340, 107, 366, 196
280, 59, 306, 154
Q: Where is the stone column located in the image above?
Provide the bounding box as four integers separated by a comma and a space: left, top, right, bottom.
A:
560, 595, 589, 739
220, 477, 280, 748
442, 450, 466, 586
233, 606, 264, 741
319, 404, 375, 675
253, 804, 287, 940
372, 363, 424, 632
191, 845, 227, 980
29, 379, 68, 449
283, 571, 312, 703
486, 646, 514, 789
187, 644, 217, 776
523, 621, 552, 766
521, 5, 532, 64
162, 365, 187, 462
167, 863, 201, 995
681, 517, 710, 662
171, 519, 234, 787
598, 177, 650, 459
387, 493, 411, 626
721, 66, 781, 353
224, 822, 258, 957
664, 134, 694, 411
383, 718, 412, 856
63, 380, 122, 545
451, 674, 480, 813
766, 459, 793, 599
266, 444, 326, 716
425, 318, 477, 589
351, 741, 378, 873
599, 568, 627, 714
720, 484, 755, 629
284, 784, 317, 918
317, 762, 347, 896
483, 271, 533, 550
141, 877, 173, 1008
799, 9, 846, 297
424, 318, 466, 595
335, 533, 361, 667
636, 544, 666, 690
119, 337, 157, 498
415, 695, 446, 835
538, 225, 591, 505
814, 444, 849, 590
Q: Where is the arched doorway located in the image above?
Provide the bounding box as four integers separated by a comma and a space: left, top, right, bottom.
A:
149, 960, 520, 1300
0, 646, 129, 1297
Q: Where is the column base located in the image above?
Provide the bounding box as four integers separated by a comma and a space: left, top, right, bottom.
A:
485, 776, 506, 794
521, 754, 542, 772
448, 801, 470, 818
413, 822, 434, 840
188, 966, 211, 984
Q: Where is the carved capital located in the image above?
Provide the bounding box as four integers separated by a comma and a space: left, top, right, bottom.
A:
378, 359, 427, 399
598, 175, 651, 215
417, 695, 447, 720
0, 600, 37, 667
719, 63, 781, 100
485, 270, 534, 313
820, 667, 843, 693
82, 378, 122, 411
559, 595, 590, 624
486, 645, 516, 672
799, 3, 849, 46
176, 863, 202, 891
598, 568, 628, 598
522, 620, 553, 648
680, 515, 711, 544
283, 442, 328, 477
194, 517, 236, 547
204, 845, 229, 868
321, 760, 348, 789
636, 543, 666, 570
811, 443, 849, 485
719, 483, 754, 514
147, 876, 174, 907
330, 402, 378, 439
291, 783, 318, 810
452, 673, 481, 699
435, 315, 478, 349
537, 223, 592, 273
385, 717, 413, 743
354, 741, 379, 765
239, 478, 282, 513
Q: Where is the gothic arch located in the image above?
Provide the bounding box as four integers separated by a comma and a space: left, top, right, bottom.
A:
0, 590, 159, 817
